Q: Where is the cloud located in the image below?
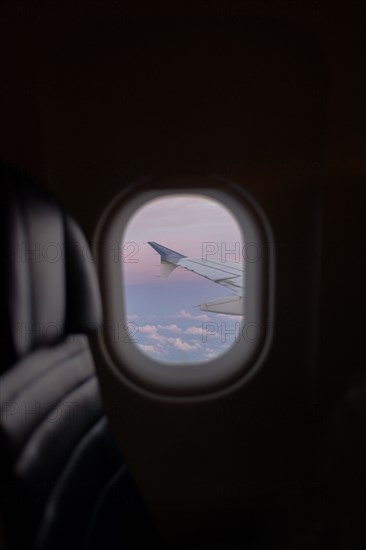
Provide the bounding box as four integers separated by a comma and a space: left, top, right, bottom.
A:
203, 353, 217, 361
184, 325, 222, 339
138, 325, 174, 344
127, 314, 140, 320
138, 324, 177, 345
135, 319, 231, 361
174, 309, 211, 322
172, 338, 202, 352
138, 324, 158, 335
157, 324, 182, 333
139, 344, 155, 353
139, 343, 161, 355
184, 326, 204, 336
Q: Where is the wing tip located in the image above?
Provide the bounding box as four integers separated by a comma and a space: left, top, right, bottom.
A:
147, 241, 186, 263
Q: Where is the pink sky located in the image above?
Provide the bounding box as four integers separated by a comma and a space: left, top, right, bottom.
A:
122, 194, 243, 285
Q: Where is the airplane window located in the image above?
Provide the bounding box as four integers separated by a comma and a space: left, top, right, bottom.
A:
121, 195, 244, 364
95, 179, 272, 397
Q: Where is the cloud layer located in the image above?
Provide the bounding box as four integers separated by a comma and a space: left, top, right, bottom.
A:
128, 309, 242, 363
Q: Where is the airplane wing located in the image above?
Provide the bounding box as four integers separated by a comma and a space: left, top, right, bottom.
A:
148, 241, 244, 315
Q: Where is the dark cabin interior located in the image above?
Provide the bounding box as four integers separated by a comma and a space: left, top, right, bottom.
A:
1, 4, 366, 549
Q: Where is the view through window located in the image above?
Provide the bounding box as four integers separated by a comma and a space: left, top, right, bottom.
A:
122, 194, 244, 363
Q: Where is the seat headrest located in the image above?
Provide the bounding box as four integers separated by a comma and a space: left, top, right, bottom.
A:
0, 165, 102, 371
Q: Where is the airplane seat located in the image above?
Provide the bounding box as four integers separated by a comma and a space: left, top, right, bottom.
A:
0, 165, 156, 549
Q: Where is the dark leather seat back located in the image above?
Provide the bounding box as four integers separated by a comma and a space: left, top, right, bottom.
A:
0, 166, 155, 549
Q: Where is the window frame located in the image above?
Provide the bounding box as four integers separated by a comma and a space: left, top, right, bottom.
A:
93, 176, 274, 398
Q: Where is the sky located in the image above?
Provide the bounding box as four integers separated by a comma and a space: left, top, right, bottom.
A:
122, 194, 244, 363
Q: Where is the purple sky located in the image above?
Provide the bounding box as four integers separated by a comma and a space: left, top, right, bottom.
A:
122, 194, 243, 285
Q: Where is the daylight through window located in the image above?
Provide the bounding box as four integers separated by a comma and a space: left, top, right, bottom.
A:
121, 194, 245, 364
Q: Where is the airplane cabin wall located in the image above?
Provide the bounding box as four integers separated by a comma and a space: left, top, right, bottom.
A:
0, 6, 365, 545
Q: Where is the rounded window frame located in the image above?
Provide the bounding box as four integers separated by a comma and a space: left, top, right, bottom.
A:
94, 176, 274, 398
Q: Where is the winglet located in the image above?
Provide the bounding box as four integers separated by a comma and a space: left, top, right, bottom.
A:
160, 262, 177, 278
148, 242, 186, 265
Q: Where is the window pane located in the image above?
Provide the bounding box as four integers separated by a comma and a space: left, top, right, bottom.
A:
122, 194, 244, 364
